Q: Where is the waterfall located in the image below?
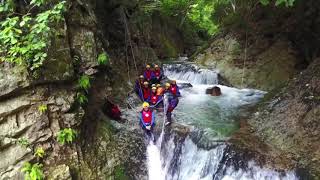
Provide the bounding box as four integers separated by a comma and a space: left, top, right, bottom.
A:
163, 64, 218, 84
144, 63, 298, 180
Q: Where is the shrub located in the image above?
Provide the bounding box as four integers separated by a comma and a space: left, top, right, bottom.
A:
0, 0, 66, 70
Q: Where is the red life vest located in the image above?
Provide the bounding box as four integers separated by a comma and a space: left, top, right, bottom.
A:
151, 93, 159, 105
170, 85, 177, 96
143, 88, 151, 99
142, 109, 152, 124
145, 70, 152, 80
154, 69, 161, 78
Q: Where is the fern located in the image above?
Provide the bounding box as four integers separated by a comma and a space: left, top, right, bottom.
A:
17, 138, 30, 148
97, 52, 109, 65
76, 92, 88, 105
34, 147, 45, 158
78, 75, 91, 90
57, 128, 77, 145
38, 104, 47, 113
21, 162, 44, 180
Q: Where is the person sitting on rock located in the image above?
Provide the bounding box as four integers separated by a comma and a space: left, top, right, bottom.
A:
152, 64, 163, 84
102, 98, 122, 121
135, 75, 144, 96
211, 86, 222, 96
156, 84, 165, 96
143, 64, 154, 82
170, 80, 181, 97
150, 86, 163, 108
140, 102, 155, 138
139, 81, 151, 102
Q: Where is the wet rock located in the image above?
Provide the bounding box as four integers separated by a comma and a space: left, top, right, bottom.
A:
0, 63, 29, 97
248, 58, 320, 177
48, 164, 72, 180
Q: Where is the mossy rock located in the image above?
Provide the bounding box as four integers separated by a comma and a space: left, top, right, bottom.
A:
114, 165, 130, 180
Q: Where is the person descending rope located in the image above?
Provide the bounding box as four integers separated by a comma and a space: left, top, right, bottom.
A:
156, 84, 164, 96
164, 82, 180, 126
143, 64, 154, 82
150, 86, 163, 108
170, 80, 181, 97
139, 81, 151, 102
140, 102, 155, 141
135, 75, 144, 96
152, 64, 163, 84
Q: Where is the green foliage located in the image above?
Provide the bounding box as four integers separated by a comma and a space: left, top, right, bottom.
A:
0, 0, 66, 70
38, 104, 47, 113
159, 0, 218, 35
21, 162, 44, 180
76, 92, 88, 105
57, 128, 77, 145
78, 75, 91, 90
17, 138, 30, 148
97, 52, 109, 65
260, 0, 295, 7
34, 147, 45, 158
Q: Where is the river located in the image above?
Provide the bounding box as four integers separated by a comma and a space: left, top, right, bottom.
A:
145, 63, 298, 180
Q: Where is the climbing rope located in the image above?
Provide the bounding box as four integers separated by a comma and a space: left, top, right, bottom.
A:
241, 30, 248, 88
122, 7, 139, 74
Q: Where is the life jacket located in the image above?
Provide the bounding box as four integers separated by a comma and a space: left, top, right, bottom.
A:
141, 109, 153, 124
153, 69, 161, 78
156, 87, 164, 96
170, 85, 178, 96
144, 70, 153, 80
150, 92, 159, 105
142, 87, 151, 100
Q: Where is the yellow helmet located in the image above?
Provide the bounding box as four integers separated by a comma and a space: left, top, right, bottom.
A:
152, 87, 157, 90
165, 83, 171, 87
146, 64, 151, 68
156, 84, 161, 88
139, 75, 144, 79
143, 81, 149, 85
142, 102, 150, 108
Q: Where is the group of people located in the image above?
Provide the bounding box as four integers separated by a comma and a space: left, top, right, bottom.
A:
134, 64, 181, 135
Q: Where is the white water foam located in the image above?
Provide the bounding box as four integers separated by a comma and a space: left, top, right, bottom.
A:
147, 141, 165, 180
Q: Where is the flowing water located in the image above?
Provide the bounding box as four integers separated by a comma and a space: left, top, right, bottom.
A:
145, 63, 298, 180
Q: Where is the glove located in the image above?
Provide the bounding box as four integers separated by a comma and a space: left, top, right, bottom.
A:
146, 125, 151, 130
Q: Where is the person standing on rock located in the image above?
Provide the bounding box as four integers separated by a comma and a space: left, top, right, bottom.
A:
169, 80, 181, 97
164, 82, 180, 126
135, 75, 144, 96
152, 64, 163, 84
140, 102, 155, 141
143, 64, 154, 82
